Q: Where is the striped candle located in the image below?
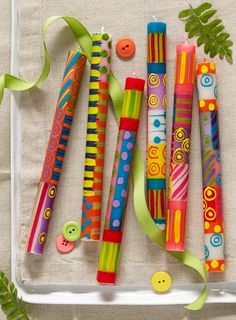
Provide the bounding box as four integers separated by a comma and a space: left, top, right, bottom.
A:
166, 43, 195, 251
97, 77, 145, 285
146, 21, 167, 229
196, 61, 224, 272
81, 32, 112, 241
27, 51, 86, 255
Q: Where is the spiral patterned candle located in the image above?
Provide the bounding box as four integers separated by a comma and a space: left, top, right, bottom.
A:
197, 61, 224, 272
97, 77, 145, 285
146, 22, 167, 229
27, 51, 86, 255
166, 43, 195, 251
81, 33, 112, 241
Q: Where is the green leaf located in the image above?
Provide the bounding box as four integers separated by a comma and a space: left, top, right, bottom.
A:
204, 39, 214, 54
178, 2, 234, 63
185, 18, 195, 32
217, 32, 230, 42
195, 2, 212, 15
206, 19, 222, 30
212, 25, 225, 35
223, 40, 233, 47
178, 9, 192, 19
0, 270, 31, 320
197, 32, 208, 46
200, 9, 217, 23
188, 25, 200, 38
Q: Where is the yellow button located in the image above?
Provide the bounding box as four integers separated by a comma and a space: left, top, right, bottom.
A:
151, 271, 172, 293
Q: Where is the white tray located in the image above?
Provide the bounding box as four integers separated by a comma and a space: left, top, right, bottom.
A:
10, 0, 236, 305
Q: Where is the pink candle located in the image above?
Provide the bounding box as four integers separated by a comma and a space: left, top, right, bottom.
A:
166, 43, 196, 251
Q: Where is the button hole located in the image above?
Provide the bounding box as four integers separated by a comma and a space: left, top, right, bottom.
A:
126, 45, 129, 48
162, 280, 165, 283
158, 281, 161, 283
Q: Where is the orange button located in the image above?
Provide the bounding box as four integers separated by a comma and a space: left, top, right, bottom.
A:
116, 38, 135, 59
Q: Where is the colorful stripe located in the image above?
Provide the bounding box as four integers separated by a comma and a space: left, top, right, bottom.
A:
81, 33, 111, 240
27, 51, 86, 255
175, 47, 195, 86
147, 33, 166, 63
197, 61, 224, 272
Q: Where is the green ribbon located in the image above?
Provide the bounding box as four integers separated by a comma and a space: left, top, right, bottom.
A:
0, 15, 207, 310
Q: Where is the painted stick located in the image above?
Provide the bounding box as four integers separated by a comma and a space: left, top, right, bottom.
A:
81, 32, 112, 240
196, 61, 224, 272
146, 21, 167, 229
27, 51, 86, 255
166, 43, 195, 251
97, 77, 145, 285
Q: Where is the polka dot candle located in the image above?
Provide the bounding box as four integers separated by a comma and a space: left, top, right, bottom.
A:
197, 60, 224, 272
166, 43, 196, 251
146, 22, 167, 229
81, 33, 112, 241
97, 77, 145, 285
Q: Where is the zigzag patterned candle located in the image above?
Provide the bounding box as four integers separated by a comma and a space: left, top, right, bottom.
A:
97, 77, 145, 285
197, 61, 224, 272
27, 51, 86, 255
146, 22, 167, 229
81, 33, 112, 240
166, 43, 195, 251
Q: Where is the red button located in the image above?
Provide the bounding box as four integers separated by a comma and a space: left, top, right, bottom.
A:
56, 234, 74, 254
116, 38, 136, 59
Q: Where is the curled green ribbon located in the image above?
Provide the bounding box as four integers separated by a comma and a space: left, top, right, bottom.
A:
0, 15, 207, 310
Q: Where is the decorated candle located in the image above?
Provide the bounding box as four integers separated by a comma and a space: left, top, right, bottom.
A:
97, 77, 145, 285
27, 51, 86, 255
146, 21, 167, 229
166, 43, 195, 251
81, 32, 112, 241
196, 60, 224, 272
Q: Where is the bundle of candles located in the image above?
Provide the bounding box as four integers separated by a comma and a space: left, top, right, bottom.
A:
26, 21, 225, 283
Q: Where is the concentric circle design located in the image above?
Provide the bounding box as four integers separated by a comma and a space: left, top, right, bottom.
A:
148, 162, 160, 176
182, 138, 190, 153
44, 208, 52, 220
38, 232, 46, 245
148, 145, 159, 159
204, 186, 217, 201
204, 207, 216, 221
163, 74, 167, 86
200, 74, 213, 87
210, 233, 223, 247
148, 94, 160, 108
148, 73, 160, 88
205, 245, 210, 259
173, 148, 185, 164
48, 185, 56, 198
174, 128, 187, 142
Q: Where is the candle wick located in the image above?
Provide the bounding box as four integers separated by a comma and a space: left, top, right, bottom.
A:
204, 57, 207, 62
132, 72, 137, 78
101, 26, 105, 33
184, 37, 188, 44
152, 15, 158, 21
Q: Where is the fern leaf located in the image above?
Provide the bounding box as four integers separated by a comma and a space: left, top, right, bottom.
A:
200, 9, 217, 23
0, 271, 31, 320
179, 2, 234, 64
194, 2, 212, 15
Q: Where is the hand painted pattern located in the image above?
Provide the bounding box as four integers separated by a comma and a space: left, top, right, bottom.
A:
27, 51, 86, 255
197, 61, 224, 272
81, 33, 111, 240
97, 78, 144, 285
146, 22, 167, 228
166, 44, 195, 251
